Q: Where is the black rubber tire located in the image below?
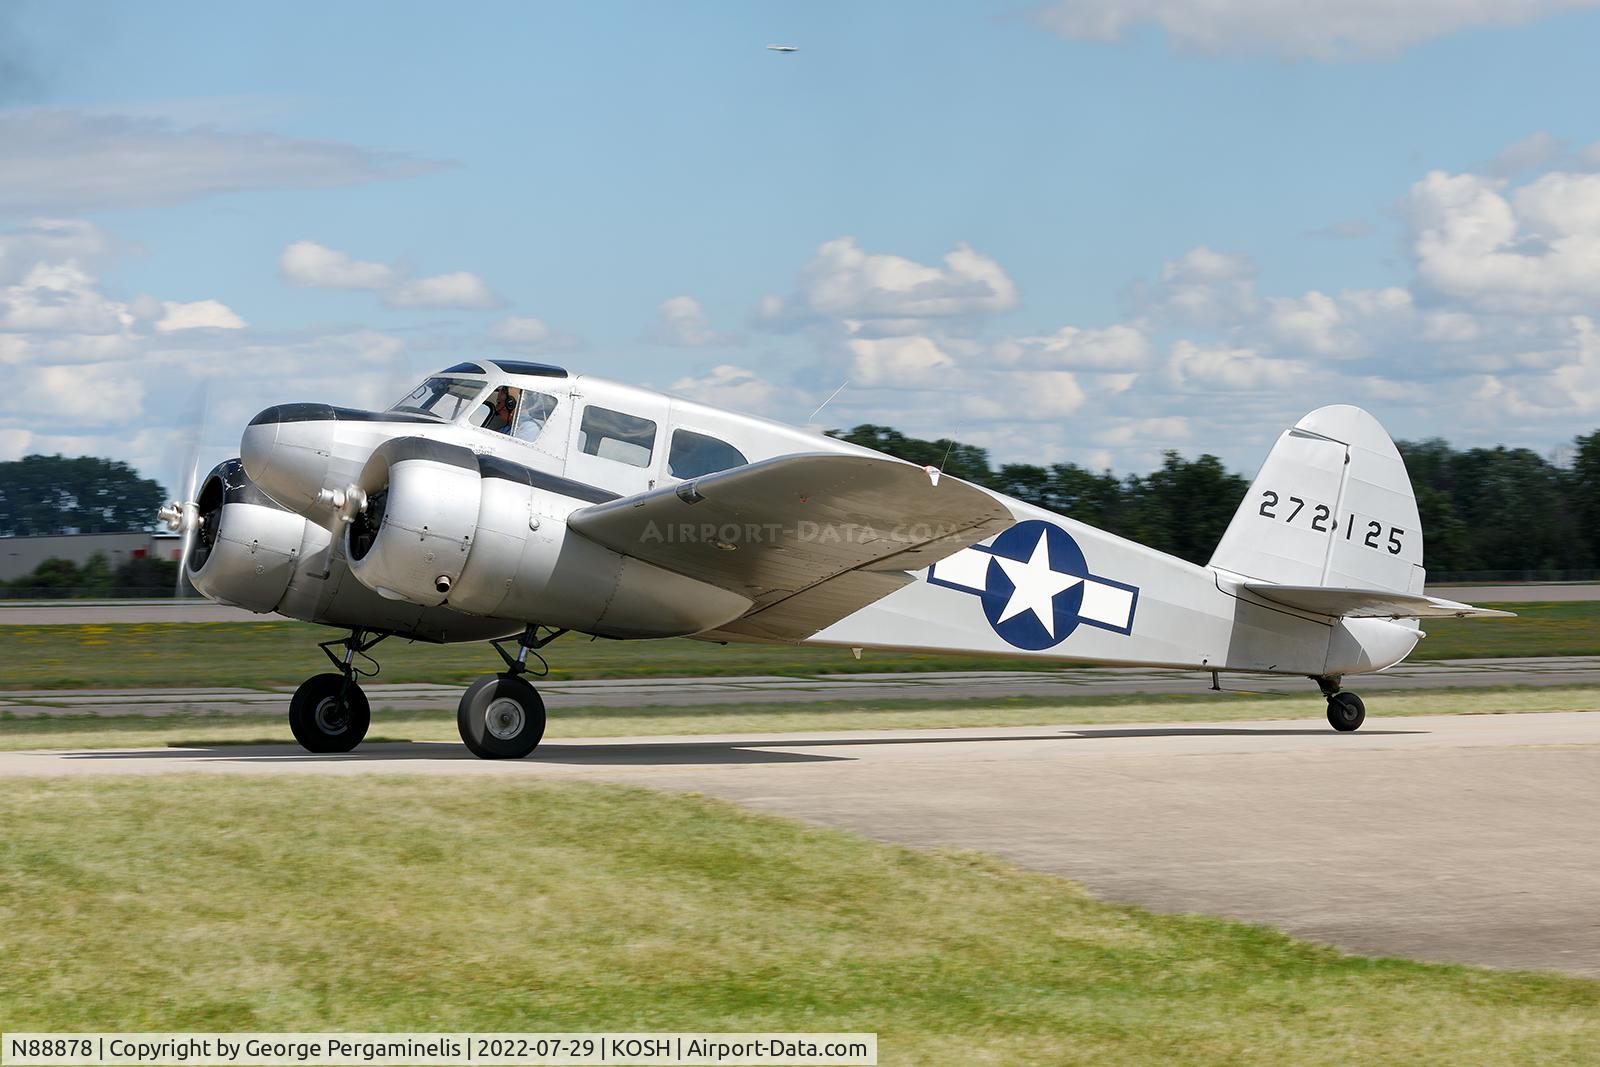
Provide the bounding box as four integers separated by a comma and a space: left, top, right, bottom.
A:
288, 673, 371, 753
1327, 691, 1366, 732
457, 673, 546, 759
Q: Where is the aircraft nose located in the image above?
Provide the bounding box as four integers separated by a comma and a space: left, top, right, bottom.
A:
241, 404, 335, 512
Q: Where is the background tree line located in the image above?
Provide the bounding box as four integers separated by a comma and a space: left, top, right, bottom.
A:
3, 553, 178, 597
0, 455, 175, 596
3, 429, 1598, 592
828, 425, 1600, 576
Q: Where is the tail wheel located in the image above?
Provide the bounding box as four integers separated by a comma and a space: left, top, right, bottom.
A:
289, 672, 371, 753
1327, 691, 1366, 732
458, 673, 546, 759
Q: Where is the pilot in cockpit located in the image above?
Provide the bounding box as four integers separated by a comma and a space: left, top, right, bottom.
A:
481, 386, 522, 434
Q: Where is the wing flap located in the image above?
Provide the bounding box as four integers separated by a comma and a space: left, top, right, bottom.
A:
1243, 583, 1515, 619
567, 452, 1014, 630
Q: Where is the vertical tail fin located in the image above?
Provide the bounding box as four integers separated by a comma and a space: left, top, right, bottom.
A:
1209, 405, 1423, 595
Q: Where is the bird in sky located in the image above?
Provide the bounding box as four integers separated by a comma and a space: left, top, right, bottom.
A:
766, 44, 798, 53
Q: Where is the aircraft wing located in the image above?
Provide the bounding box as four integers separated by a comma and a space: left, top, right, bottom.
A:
1242, 583, 1516, 619
567, 452, 1014, 639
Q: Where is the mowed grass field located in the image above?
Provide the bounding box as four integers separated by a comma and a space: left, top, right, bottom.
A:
1, 684, 1596, 752
0, 600, 1589, 690
2, 777, 1597, 1065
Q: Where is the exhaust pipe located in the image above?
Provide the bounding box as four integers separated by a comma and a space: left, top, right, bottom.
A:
434, 575, 453, 594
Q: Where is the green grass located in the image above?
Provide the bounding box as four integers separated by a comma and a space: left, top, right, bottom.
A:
1, 684, 1594, 752
0, 777, 1595, 1064
1422, 600, 1600, 658
0, 600, 1589, 690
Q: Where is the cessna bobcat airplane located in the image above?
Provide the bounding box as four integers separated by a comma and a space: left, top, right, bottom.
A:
159, 359, 1510, 758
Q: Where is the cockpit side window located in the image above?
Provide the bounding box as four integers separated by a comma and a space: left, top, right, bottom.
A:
577, 405, 657, 468
512, 391, 558, 442
476, 386, 520, 433
390, 377, 486, 420
668, 429, 748, 479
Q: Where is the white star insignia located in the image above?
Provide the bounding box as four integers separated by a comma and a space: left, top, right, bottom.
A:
992, 528, 1083, 637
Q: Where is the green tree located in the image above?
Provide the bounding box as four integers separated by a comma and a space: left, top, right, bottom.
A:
9, 557, 85, 592
993, 462, 1127, 531
1450, 446, 1587, 572
112, 555, 180, 596
1399, 439, 1588, 574
0, 455, 167, 536
1124, 453, 1250, 565
76, 552, 115, 596
1571, 430, 1600, 568
826, 425, 995, 485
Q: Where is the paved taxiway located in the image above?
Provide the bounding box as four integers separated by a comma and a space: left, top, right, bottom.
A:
4, 710, 1598, 977
5, 655, 1600, 717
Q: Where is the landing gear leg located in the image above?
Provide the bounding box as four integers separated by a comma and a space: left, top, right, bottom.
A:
1316, 675, 1365, 732
457, 627, 566, 760
288, 629, 386, 753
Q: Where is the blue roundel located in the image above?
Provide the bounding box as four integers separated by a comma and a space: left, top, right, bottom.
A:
981, 520, 1089, 650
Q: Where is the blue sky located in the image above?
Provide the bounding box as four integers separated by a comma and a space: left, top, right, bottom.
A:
4, 0, 1600, 495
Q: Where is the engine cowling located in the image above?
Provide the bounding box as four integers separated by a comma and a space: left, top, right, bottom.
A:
345, 437, 751, 637
186, 458, 523, 643
187, 459, 315, 612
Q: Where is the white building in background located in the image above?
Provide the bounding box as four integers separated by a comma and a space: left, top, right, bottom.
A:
0, 532, 182, 582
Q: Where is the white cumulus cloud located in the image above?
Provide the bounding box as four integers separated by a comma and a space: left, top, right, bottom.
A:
788, 236, 1019, 326
668, 364, 785, 414
996, 324, 1154, 370
1167, 340, 1304, 391
646, 296, 740, 347
154, 300, 245, 332
280, 240, 395, 290
279, 240, 500, 310
1406, 169, 1600, 313
386, 271, 498, 310
488, 315, 584, 353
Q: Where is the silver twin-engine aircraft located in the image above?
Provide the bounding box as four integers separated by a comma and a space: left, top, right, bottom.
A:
159, 359, 1511, 758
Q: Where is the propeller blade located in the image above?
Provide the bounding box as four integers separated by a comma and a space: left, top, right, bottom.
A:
170, 380, 211, 599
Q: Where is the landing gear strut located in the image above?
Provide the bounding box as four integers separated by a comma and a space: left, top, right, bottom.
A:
1316, 675, 1366, 732
289, 629, 386, 753
457, 627, 566, 760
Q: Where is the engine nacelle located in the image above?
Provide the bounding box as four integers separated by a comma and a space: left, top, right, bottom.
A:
345, 438, 751, 637
187, 459, 313, 612
187, 458, 523, 643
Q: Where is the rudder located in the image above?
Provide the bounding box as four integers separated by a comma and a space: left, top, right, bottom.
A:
1209, 406, 1423, 595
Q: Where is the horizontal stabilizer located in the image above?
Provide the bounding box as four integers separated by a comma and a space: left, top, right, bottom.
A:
1242, 583, 1515, 619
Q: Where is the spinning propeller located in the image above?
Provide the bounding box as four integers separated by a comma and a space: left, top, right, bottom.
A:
155, 381, 212, 598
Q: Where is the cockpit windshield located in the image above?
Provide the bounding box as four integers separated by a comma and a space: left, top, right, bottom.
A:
389, 377, 486, 420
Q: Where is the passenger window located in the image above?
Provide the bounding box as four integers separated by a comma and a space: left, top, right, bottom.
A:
669, 429, 748, 479
578, 405, 657, 468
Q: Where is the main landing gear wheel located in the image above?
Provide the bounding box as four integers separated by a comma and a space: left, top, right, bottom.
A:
289, 673, 371, 752
288, 628, 387, 754
458, 673, 547, 759
1327, 691, 1366, 732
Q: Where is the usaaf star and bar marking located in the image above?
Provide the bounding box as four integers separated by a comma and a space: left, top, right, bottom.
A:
927, 519, 1139, 651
